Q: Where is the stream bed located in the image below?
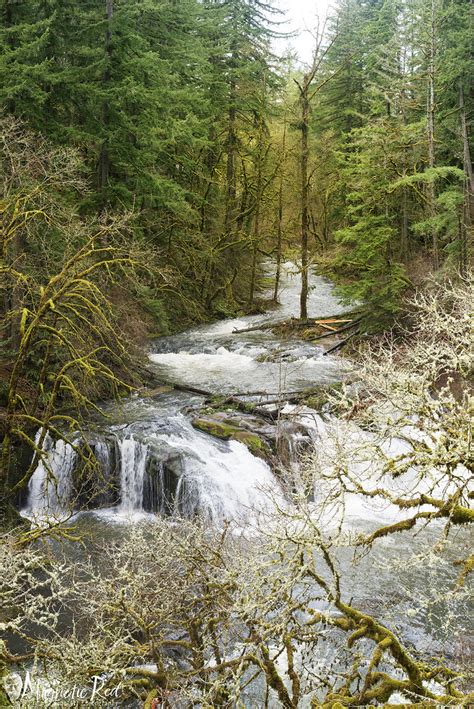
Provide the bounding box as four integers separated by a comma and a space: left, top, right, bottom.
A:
23, 263, 350, 524
18, 262, 472, 705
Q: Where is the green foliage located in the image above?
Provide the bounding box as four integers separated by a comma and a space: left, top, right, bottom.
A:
335, 218, 409, 326
1, 0, 471, 336
299, 0, 473, 326
390, 167, 465, 190
0, 118, 160, 515
331, 118, 413, 324
136, 286, 170, 336
1, 0, 284, 325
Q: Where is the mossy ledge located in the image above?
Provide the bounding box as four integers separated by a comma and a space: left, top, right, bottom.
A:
192, 417, 269, 460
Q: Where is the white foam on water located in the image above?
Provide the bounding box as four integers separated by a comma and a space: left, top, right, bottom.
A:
118, 436, 148, 512
149, 346, 255, 372
206, 318, 250, 336
88, 507, 155, 524
23, 432, 76, 522
156, 415, 280, 523
290, 410, 473, 533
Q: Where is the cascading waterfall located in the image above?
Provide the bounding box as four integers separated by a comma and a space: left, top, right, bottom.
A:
24, 432, 77, 519
23, 415, 282, 524
22, 264, 348, 525
117, 437, 148, 512
161, 415, 279, 523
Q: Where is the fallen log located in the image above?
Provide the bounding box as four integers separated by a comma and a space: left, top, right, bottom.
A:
232, 319, 291, 334
315, 318, 354, 324
323, 333, 358, 356
232, 309, 362, 335
147, 380, 282, 420
318, 323, 339, 332
232, 388, 307, 398
147, 380, 326, 420
311, 317, 363, 342
216, 396, 282, 420
168, 382, 212, 397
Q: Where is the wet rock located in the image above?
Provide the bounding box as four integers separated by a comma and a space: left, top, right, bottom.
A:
143, 453, 182, 514
275, 420, 313, 468
191, 416, 271, 461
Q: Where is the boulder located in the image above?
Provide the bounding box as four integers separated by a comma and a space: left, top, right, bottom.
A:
191, 416, 271, 461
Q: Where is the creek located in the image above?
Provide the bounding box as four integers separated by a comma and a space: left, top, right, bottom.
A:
22, 262, 348, 524
19, 262, 471, 702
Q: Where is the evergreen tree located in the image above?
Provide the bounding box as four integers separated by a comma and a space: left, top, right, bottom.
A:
334, 119, 411, 325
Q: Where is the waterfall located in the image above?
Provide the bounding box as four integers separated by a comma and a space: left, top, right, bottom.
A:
23, 421, 282, 524
118, 437, 148, 512
24, 432, 77, 519
164, 416, 280, 523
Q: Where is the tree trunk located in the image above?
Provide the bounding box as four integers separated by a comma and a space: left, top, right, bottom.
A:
401, 186, 409, 257
99, 0, 113, 198
248, 116, 265, 305
300, 79, 310, 320
427, 0, 438, 267
273, 118, 286, 302
248, 198, 261, 306
224, 72, 237, 239
459, 83, 473, 276
400, 53, 410, 260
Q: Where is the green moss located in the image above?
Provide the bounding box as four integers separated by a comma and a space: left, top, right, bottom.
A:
455, 554, 474, 586
303, 382, 344, 410
237, 431, 265, 457
192, 418, 239, 439
192, 417, 268, 459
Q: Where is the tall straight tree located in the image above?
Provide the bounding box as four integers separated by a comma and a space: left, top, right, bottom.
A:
295, 23, 340, 319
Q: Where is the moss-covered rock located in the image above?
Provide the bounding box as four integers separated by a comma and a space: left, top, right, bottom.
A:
192, 417, 270, 460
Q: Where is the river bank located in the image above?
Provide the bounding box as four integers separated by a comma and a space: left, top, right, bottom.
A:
4, 267, 472, 707
20, 263, 353, 523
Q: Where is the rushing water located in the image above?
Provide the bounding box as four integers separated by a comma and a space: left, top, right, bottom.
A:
23, 263, 349, 523
18, 262, 472, 703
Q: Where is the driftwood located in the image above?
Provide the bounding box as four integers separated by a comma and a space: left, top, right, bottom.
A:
232, 309, 361, 335
147, 380, 280, 419
220, 396, 281, 420
311, 317, 363, 341
169, 382, 213, 397
232, 388, 307, 398
148, 380, 323, 420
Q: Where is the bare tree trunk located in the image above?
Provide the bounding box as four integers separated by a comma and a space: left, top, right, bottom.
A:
300, 78, 310, 320
294, 26, 339, 319
224, 71, 238, 239
459, 83, 473, 276
248, 203, 259, 304
459, 84, 474, 219
248, 187, 262, 305
401, 187, 409, 256
400, 46, 409, 259
249, 110, 266, 305
200, 125, 218, 234
273, 118, 286, 303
